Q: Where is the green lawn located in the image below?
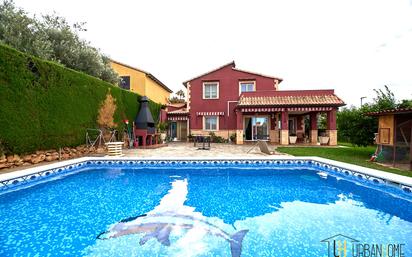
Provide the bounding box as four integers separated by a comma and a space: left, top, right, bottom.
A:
277, 145, 412, 178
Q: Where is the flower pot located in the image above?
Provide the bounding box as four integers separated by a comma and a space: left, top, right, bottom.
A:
289, 136, 297, 144
319, 136, 330, 145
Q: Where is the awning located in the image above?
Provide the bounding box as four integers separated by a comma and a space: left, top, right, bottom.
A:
196, 112, 225, 116
168, 116, 188, 121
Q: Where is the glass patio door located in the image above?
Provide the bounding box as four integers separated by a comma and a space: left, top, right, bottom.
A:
169, 122, 177, 138
244, 116, 269, 141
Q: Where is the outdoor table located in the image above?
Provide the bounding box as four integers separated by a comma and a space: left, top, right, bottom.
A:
193, 135, 211, 150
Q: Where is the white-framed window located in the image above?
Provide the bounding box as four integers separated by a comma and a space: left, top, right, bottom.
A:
204, 116, 218, 131
239, 81, 256, 94
203, 82, 219, 99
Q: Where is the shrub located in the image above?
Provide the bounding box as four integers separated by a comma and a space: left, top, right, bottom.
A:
157, 122, 168, 133
229, 133, 237, 143
337, 106, 378, 146
209, 132, 227, 143
97, 91, 117, 129
0, 44, 162, 154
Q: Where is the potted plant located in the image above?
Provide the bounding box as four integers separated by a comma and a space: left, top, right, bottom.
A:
157, 122, 168, 143
318, 131, 329, 145
289, 133, 297, 144
187, 133, 193, 142
229, 133, 237, 143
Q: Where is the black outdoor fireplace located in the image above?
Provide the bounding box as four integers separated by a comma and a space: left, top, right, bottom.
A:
134, 96, 156, 134
134, 96, 158, 147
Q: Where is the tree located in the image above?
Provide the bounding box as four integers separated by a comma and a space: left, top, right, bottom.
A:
398, 99, 412, 108
337, 105, 378, 146
168, 95, 185, 104
0, 0, 118, 83
175, 89, 185, 100
97, 92, 117, 129
372, 85, 397, 111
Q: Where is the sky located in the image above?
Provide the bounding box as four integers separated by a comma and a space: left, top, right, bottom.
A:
14, 0, 412, 107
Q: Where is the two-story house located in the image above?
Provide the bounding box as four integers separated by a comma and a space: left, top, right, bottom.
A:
110, 60, 172, 105
167, 61, 345, 145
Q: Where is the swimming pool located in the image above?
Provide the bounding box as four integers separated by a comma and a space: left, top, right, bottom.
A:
0, 158, 411, 256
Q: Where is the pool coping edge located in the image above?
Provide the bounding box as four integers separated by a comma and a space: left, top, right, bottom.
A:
0, 156, 411, 188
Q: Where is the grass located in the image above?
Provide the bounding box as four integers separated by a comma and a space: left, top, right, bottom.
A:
277, 144, 412, 178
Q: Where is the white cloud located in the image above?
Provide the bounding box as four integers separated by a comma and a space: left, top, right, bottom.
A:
14, 0, 412, 106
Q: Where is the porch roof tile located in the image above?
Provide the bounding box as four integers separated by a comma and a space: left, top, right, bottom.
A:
238, 90, 345, 107
167, 108, 189, 115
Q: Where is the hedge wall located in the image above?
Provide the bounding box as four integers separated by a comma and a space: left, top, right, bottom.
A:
0, 44, 162, 155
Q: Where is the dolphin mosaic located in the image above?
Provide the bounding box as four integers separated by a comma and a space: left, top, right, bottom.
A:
97, 212, 248, 257
96, 179, 249, 257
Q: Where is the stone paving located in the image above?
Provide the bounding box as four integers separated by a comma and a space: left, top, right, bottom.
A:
123, 142, 286, 158
0, 143, 287, 174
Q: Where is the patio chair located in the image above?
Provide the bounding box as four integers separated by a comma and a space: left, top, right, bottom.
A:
247, 140, 277, 155
258, 141, 277, 155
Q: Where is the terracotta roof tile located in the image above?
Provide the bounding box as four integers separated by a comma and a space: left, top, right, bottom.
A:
366, 107, 412, 116
238, 90, 345, 107
167, 103, 186, 108
167, 108, 189, 115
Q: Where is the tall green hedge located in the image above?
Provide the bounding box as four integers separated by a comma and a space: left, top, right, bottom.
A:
0, 44, 162, 155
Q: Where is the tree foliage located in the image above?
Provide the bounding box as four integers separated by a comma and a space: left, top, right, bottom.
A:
337, 105, 378, 146
176, 89, 185, 100
337, 85, 411, 146
372, 85, 397, 111
398, 99, 412, 108
0, 0, 118, 83
168, 96, 185, 104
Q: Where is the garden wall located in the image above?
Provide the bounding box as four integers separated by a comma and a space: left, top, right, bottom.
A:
0, 44, 162, 155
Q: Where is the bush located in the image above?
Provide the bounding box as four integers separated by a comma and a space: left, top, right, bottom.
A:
0, 44, 161, 154
229, 133, 237, 143
337, 106, 378, 146
156, 122, 168, 133
209, 132, 228, 143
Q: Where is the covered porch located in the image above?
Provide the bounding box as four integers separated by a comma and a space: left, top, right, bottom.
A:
235, 90, 345, 145
167, 109, 189, 141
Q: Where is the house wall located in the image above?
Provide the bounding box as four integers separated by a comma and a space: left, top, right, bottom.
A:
187, 64, 277, 133
144, 76, 170, 105
110, 61, 171, 105
110, 61, 146, 96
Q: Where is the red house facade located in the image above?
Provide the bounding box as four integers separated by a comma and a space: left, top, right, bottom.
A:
167, 61, 345, 145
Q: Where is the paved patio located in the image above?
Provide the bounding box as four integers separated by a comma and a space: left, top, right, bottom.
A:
123, 142, 287, 158
0, 143, 286, 175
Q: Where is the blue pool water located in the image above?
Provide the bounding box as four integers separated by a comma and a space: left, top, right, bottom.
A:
0, 161, 411, 256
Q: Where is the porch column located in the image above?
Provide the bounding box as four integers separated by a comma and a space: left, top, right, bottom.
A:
186, 118, 190, 142
327, 108, 337, 146
269, 113, 279, 143
310, 112, 318, 144
280, 110, 289, 145
296, 116, 304, 142
235, 110, 244, 144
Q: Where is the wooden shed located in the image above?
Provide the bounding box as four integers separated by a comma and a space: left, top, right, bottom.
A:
368, 108, 412, 170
